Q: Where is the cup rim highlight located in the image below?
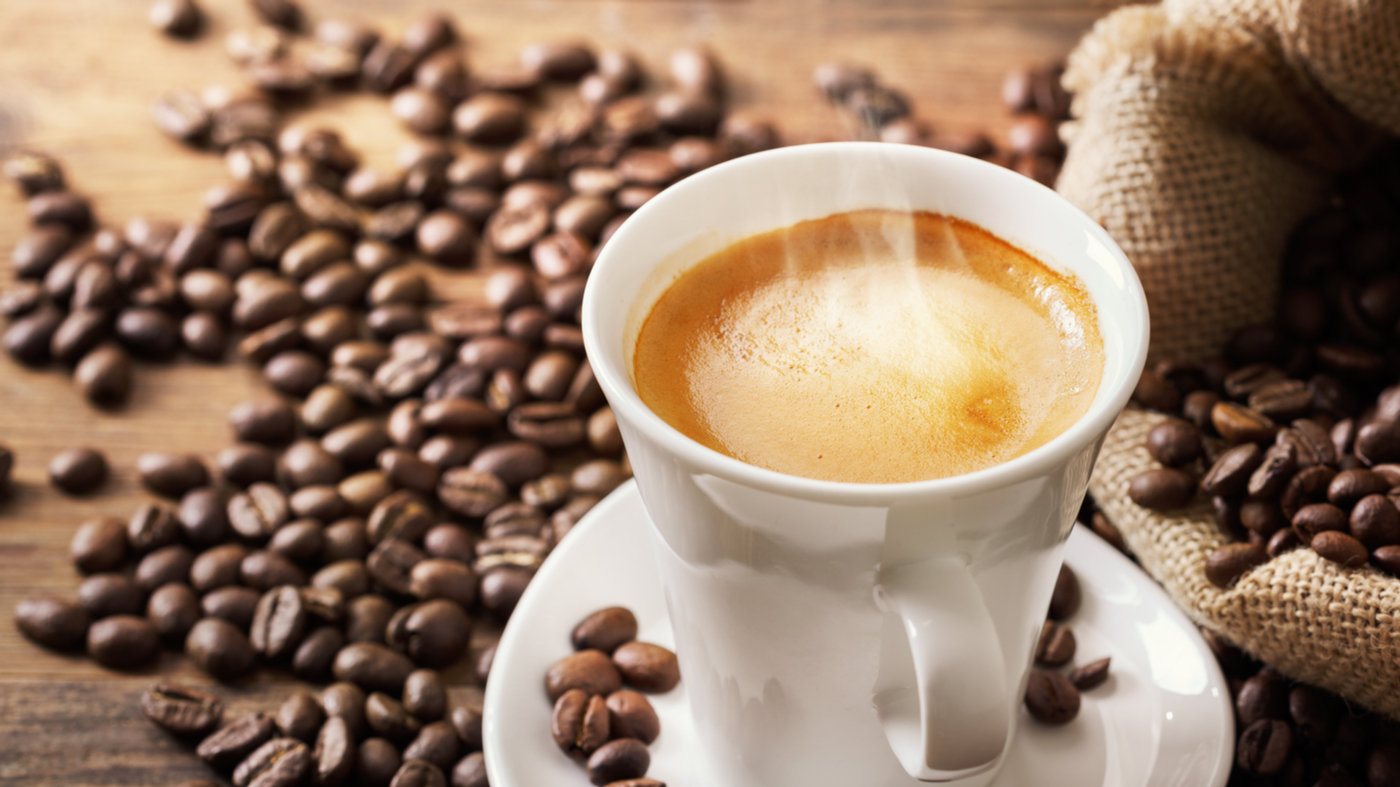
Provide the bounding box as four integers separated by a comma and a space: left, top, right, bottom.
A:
582, 141, 1149, 504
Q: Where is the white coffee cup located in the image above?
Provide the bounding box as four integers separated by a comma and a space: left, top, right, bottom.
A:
582, 142, 1148, 786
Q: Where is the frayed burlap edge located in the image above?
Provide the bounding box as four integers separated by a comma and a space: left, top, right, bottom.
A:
1089, 408, 1400, 720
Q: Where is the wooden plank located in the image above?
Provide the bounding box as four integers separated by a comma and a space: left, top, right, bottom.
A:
0, 0, 1112, 783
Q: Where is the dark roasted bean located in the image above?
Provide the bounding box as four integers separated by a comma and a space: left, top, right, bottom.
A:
1205, 542, 1268, 588
14, 597, 91, 651
1068, 657, 1111, 691
200, 586, 261, 630
587, 738, 650, 786
275, 690, 325, 743
333, 641, 416, 694
1024, 669, 1080, 725
572, 607, 638, 654
232, 737, 313, 787
198, 712, 276, 771
87, 614, 161, 670
367, 692, 423, 743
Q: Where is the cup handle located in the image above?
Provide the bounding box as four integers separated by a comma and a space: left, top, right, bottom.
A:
874, 556, 1009, 781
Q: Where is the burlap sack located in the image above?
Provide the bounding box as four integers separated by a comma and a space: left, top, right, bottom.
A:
1059, 0, 1400, 718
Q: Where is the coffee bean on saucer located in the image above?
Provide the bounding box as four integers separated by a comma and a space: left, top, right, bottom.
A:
1034, 620, 1076, 667
141, 682, 224, 737
552, 688, 610, 757
546, 650, 622, 701
571, 607, 639, 654
587, 738, 650, 785
611, 641, 680, 693
605, 689, 660, 744
13, 597, 91, 650
197, 711, 276, 771
48, 447, 107, 494
1047, 565, 1080, 621
1068, 657, 1111, 691
1024, 669, 1080, 724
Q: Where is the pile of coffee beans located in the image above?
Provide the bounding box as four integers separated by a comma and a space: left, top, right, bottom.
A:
1123, 139, 1400, 587
140, 676, 489, 787
545, 607, 676, 786
1022, 564, 1110, 725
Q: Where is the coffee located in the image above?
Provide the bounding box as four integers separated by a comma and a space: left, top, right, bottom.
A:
633, 208, 1104, 483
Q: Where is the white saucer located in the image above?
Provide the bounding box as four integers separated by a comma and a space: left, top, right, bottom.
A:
483, 481, 1234, 787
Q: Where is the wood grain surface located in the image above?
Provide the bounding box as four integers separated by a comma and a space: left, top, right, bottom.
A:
0, 0, 1119, 783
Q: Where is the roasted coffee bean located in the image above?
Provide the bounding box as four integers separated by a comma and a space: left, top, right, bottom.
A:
1288, 684, 1338, 742
87, 614, 161, 669
323, 420, 393, 469
507, 402, 585, 448
1034, 620, 1076, 667
1292, 503, 1349, 543
1236, 672, 1288, 726
179, 486, 231, 546
1048, 565, 1081, 621
605, 689, 659, 744
48, 447, 107, 494
233, 737, 313, 787
225, 485, 290, 544
517, 476, 568, 513
1266, 526, 1301, 557
147, 582, 201, 643
572, 607, 638, 654
1281, 465, 1337, 521
1212, 402, 1277, 444
302, 385, 357, 434
338, 471, 394, 515
333, 641, 416, 693
374, 449, 438, 494
453, 92, 528, 144
344, 593, 395, 644
290, 485, 348, 521
367, 538, 426, 596
1205, 542, 1268, 588
420, 398, 496, 435
1237, 718, 1292, 776
72, 341, 131, 404
11, 225, 75, 280
572, 460, 628, 497
1240, 499, 1286, 536
391, 669, 447, 723
263, 351, 326, 398
1247, 443, 1297, 499
587, 738, 650, 786
312, 714, 354, 786
1328, 468, 1390, 507
136, 545, 195, 591
475, 642, 496, 686
390, 759, 447, 787
289, 626, 343, 682
0, 280, 44, 318
434, 468, 505, 518
1311, 530, 1369, 567
1222, 364, 1286, 401
396, 599, 472, 668
552, 688, 610, 757
310, 560, 371, 601
142, 682, 224, 737
1024, 669, 1080, 725
49, 308, 109, 365
77, 573, 145, 619
403, 721, 459, 772
70, 516, 129, 575
404, 559, 476, 610
1144, 420, 1202, 467
478, 565, 532, 621
250, 585, 307, 660
230, 398, 298, 446
200, 586, 261, 630
444, 705, 483, 754
113, 306, 179, 358
1068, 657, 1111, 691
198, 712, 276, 771
367, 691, 423, 743
1201, 443, 1264, 498
358, 738, 402, 787
4, 305, 63, 365
274, 690, 325, 743
6, 150, 66, 195
1350, 494, 1400, 549
450, 751, 488, 787
14, 597, 91, 650
240, 549, 307, 591
302, 263, 369, 308
547, 650, 623, 701
1356, 420, 1400, 465
469, 442, 547, 488
321, 518, 370, 564
133, 454, 208, 500
281, 440, 345, 488
268, 519, 326, 563
417, 435, 478, 471
319, 682, 368, 739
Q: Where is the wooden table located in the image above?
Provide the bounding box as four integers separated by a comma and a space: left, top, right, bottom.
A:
0, 0, 1118, 782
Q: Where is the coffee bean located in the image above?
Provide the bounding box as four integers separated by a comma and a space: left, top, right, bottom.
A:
1247, 443, 1298, 499
587, 738, 650, 786
453, 93, 528, 144
396, 599, 472, 668
241, 549, 307, 591
367, 537, 426, 596
572, 460, 628, 497
87, 614, 161, 669
291, 627, 343, 682
29, 190, 93, 229
390, 759, 447, 787
135, 544, 194, 592
450, 751, 487, 787
1048, 565, 1081, 621
1356, 420, 1400, 465
14, 597, 91, 650
367, 691, 423, 743
1144, 420, 1202, 467
1281, 465, 1337, 521
230, 398, 298, 445
181, 486, 233, 546
49, 308, 109, 364
319, 681, 368, 739
1237, 718, 1292, 775
1349, 494, 1400, 549
1068, 657, 1111, 691
324, 419, 393, 469
201, 587, 261, 630
12, 225, 74, 278
1201, 443, 1264, 498
191, 544, 253, 593
142, 682, 224, 737
198, 712, 276, 771
1212, 402, 1277, 444
478, 564, 533, 621
250, 585, 307, 660
1292, 503, 1349, 543
1024, 669, 1080, 724
139, 453, 210, 498
186, 616, 257, 677
572, 607, 638, 654
475, 642, 497, 686
1311, 530, 1370, 567
69, 516, 128, 575
344, 593, 395, 644
72, 342, 132, 404
1034, 620, 1076, 667
552, 688, 610, 757
1267, 526, 1301, 557
274, 690, 325, 743
77, 573, 145, 619
5, 149, 65, 195
290, 486, 348, 521
1328, 468, 1389, 506
148, 582, 201, 643
333, 641, 416, 693
48, 447, 107, 494
1237, 672, 1288, 726
1205, 542, 1268, 588
281, 440, 345, 488
268, 519, 326, 563
4, 305, 63, 365
233, 737, 313, 787
312, 714, 354, 786
407, 558, 477, 609
606, 689, 659, 744
403, 721, 459, 772
548, 650, 623, 701
227, 483, 294, 539
358, 737, 403, 787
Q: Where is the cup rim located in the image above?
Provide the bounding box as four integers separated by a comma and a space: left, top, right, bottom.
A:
582, 141, 1149, 503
